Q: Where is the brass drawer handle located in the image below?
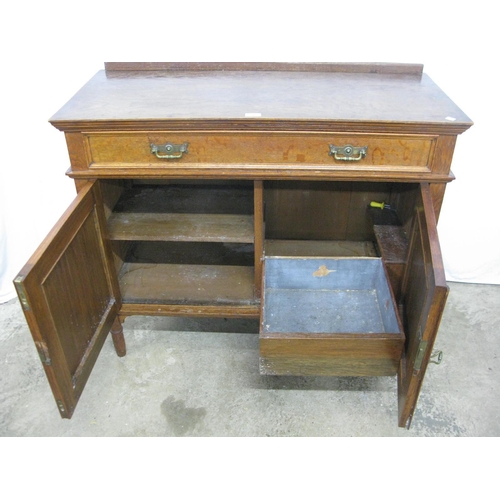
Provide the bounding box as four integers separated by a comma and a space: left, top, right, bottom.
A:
329, 144, 367, 161
151, 142, 189, 159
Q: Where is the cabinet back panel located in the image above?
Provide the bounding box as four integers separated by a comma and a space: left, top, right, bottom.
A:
114, 183, 254, 215
121, 241, 254, 266
265, 181, 392, 240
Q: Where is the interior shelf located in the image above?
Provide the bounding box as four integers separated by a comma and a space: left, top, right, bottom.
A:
108, 212, 254, 242
119, 263, 256, 305
107, 181, 258, 306
108, 182, 255, 244
373, 225, 409, 263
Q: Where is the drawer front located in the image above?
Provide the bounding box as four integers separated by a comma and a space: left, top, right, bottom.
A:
260, 337, 405, 377
85, 132, 436, 175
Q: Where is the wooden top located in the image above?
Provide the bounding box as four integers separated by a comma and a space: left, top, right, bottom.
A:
50, 63, 472, 134
104, 62, 425, 74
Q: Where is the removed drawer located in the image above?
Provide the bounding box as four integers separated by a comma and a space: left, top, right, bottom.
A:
259, 257, 405, 377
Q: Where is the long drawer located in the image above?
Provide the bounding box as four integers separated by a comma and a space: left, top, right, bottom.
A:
84, 131, 437, 176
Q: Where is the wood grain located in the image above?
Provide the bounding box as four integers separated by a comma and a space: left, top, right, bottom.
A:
50, 69, 472, 134
254, 180, 264, 298
260, 336, 404, 377
265, 181, 393, 241
104, 62, 425, 74
374, 225, 409, 300
68, 165, 456, 183
108, 213, 254, 243
374, 225, 409, 263
14, 183, 118, 418
119, 303, 259, 318
397, 183, 448, 428
119, 263, 256, 305
86, 132, 435, 173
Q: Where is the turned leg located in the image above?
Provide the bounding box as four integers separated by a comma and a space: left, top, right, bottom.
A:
110, 317, 126, 357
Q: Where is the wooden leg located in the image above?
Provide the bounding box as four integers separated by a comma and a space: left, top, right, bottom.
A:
110, 317, 126, 357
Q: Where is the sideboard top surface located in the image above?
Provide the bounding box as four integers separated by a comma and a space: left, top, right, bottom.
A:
50, 63, 472, 133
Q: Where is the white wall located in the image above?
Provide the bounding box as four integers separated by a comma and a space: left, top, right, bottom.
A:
1, 0, 498, 303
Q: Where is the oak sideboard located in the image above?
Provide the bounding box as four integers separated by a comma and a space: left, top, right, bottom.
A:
14, 62, 472, 427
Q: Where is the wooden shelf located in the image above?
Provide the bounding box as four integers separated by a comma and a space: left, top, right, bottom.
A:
119, 263, 256, 305
373, 225, 409, 300
108, 213, 254, 242
373, 225, 409, 263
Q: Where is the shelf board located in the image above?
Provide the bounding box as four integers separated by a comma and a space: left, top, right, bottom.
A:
108, 213, 254, 243
373, 226, 409, 263
119, 302, 260, 318
119, 263, 256, 305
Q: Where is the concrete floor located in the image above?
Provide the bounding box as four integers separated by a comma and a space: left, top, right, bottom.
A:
1, 281, 499, 437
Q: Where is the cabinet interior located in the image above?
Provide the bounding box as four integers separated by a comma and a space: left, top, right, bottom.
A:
100, 179, 419, 307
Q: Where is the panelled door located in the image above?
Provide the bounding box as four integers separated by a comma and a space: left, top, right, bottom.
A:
397, 183, 449, 428
14, 181, 120, 418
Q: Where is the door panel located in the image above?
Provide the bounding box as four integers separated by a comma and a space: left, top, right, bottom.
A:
14, 182, 119, 418
397, 183, 448, 428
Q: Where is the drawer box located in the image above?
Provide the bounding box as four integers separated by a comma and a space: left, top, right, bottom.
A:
85, 132, 435, 175
260, 257, 405, 377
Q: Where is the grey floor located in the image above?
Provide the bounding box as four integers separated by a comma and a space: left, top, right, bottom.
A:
1, 282, 499, 437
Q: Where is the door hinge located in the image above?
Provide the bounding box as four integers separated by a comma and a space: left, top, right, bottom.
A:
35, 341, 52, 366
13, 276, 30, 311
413, 340, 428, 372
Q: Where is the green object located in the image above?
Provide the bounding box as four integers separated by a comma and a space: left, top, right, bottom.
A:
370, 201, 390, 209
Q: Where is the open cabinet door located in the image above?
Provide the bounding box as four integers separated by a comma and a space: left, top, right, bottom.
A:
14, 181, 120, 418
398, 183, 449, 428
